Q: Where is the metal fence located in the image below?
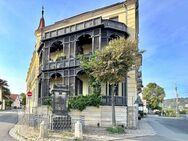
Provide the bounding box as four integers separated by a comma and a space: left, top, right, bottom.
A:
18, 113, 73, 131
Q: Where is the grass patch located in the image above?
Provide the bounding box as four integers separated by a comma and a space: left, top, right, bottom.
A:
106, 126, 125, 134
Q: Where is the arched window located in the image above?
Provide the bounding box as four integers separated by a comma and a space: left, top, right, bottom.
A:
50, 41, 64, 61
50, 73, 62, 80
50, 41, 63, 52
76, 34, 92, 56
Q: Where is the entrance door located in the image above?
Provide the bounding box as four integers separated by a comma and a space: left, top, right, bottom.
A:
75, 77, 83, 95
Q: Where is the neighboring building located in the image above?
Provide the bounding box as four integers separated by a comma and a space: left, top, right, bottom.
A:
0, 87, 2, 110
26, 0, 142, 127
8, 94, 21, 108
163, 98, 188, 110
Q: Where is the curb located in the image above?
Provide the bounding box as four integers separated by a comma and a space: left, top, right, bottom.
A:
9, 126, 27, 141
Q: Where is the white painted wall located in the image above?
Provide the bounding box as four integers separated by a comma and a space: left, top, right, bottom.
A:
70, 106, 127, 127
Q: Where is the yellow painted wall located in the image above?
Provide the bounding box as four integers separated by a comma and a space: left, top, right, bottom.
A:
26, 30, 42, 112
50, 51, 64, 61
83, 44, 92, 55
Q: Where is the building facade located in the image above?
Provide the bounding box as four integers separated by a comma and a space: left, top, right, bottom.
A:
26, 0, 142, 126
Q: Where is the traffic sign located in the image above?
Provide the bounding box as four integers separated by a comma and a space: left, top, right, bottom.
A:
27, 91, 32, 97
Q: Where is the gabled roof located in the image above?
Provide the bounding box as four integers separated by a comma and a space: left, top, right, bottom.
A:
9, 94, 19, 101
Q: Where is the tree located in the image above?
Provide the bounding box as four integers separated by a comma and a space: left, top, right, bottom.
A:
0, 79, 8, 87
20, 93, 26, 106
0, 79, 10, 98
143, 83, 165, 110
79, 55, 101, 95
80, 38, 140, 126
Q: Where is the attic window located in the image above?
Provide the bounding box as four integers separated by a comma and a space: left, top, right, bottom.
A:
109, 16, 119, 22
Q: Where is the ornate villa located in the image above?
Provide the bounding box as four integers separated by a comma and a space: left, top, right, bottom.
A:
26, 0, 142, 128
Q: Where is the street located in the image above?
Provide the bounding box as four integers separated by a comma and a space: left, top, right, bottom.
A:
0, 111, 18, 141
131, 116, 188, 141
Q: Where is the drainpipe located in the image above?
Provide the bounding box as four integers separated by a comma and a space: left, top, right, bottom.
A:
123, 2, 128, 25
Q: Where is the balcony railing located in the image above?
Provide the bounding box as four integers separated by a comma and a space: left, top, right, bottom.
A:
101, 96, 126, 106
41, 58, 80, 71
103, 20, 127, 32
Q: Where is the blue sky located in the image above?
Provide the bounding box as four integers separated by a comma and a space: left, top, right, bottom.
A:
0, 0, 187, 99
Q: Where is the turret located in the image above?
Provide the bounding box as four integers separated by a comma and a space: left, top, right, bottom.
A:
38, 6, 45, 30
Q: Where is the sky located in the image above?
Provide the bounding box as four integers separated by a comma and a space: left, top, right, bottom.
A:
0, 0, 187, 99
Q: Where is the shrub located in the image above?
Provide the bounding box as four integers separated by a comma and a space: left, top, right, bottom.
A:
43, 96, 52, 106
179, 110, 186, 114
68, 94, 101, 111
5, 99, 13, 107
106, 126, 125, 134
164, 109, 176, 117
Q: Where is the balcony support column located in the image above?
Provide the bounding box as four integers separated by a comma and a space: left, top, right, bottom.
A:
122, 77, 127, 106
99, 29, 102, 50
48, 47, 50, 62
91, 35, 95, 53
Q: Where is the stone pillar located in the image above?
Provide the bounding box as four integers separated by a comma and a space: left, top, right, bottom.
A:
39, 121, 48, 139
0, 87, 2, 110
2, 99, 5, 110
127, 106, 138, 129
75, 121, 83, 140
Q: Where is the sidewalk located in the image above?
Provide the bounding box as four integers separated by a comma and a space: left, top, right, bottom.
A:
9, 117, 156, 141
126, 117, 156, 137
83, 117, 156, 141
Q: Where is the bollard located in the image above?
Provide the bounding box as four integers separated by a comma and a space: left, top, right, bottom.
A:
75, 121, 83, 140
2, 100, 5, 110
39, 121, 48, 139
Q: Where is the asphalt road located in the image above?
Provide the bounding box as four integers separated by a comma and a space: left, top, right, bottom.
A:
132, 116, 188, 141
0, 111, 18, 141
